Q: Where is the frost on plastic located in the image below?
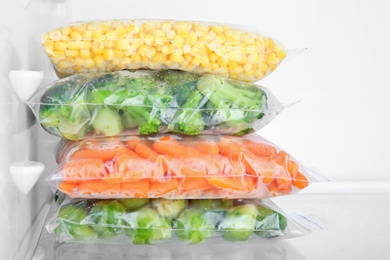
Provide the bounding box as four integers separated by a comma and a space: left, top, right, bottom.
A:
46, 197, 317, 244
47, 134, 317, 199
27, 70, 283, 140
41, 19, 287, 82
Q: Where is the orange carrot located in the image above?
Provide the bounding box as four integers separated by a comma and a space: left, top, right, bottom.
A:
180, 167, 206, 177
242, 139, 277, 158
292, 171, 309, 189
187, 140, 219, 155
113, 153, 146, 180
78, 180, 120, 195
59, 181, 78, 195
153, 137, 202, 158
149, 178, 179, 197
62, 159, 105, 180
135, 142, 159, 162
275, 151, 289, 166
126, 136, 141, 150
207, 175, 257, 192
120, 179, 149, 198
179, 177, 216, 192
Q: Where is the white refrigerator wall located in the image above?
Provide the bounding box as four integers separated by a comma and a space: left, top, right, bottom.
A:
0, 0, 389, 259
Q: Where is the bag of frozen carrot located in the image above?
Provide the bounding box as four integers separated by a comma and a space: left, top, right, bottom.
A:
48, 134, 324, 199
41, 19, 286, 82
27, 70, 283, 140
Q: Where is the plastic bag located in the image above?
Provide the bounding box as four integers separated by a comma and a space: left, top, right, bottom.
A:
27, 70, 283, 140
46, 197, 316, 244
48, 134, 317, 199
41, 19, 286, 82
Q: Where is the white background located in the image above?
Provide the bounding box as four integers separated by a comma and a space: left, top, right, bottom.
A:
2, 0, 390, 182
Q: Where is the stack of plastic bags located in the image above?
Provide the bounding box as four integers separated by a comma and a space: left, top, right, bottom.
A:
28, 19, 320, 245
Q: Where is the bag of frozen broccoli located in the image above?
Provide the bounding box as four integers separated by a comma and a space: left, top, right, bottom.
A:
46, 197, 320, 244
27, 70, 283, 140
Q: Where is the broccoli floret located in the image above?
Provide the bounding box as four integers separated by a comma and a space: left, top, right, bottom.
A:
88, 200, 126, 239
151, 199, 188, 220
255, 205, 287, 238
219, 204, 258, 242
119, 198, 150, 212
39, 75, 92, 140
156, 70, 200, 107
233, 127, 255, 136
91, 107, 123, 136
167, 90, 206, 135
173, 208, 214, 244
125, 207, 172, 244
196, 75, 266, 127
54, 203, 98, 241
190, 199, 233, 212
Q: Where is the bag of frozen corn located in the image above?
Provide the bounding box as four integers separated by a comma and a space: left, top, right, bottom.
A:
41, 19, 286, 82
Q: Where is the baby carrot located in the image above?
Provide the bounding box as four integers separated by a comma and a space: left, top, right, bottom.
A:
187, 140, 219, 155
120, 179, 149, 198
153, 137, 202, 158
62, 159, 105, 180
207, 175, 256, 192
242, 139, 277, 158
59, 181, 78, 195
78, 180, 120, 195
179, 177, 216, 192
126, 136, 141, 150
149, 178, 179, 197
135, 142, 159, 162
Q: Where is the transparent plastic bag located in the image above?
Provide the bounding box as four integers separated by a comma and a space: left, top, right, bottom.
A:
48, 134, 318, 199
27, 70, 283, 140
46, 197, 317, 244
41, 19, 286, 82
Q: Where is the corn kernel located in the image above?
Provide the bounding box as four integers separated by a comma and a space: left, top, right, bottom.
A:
130, 53, 141, 62
183, 54, 192, 63
244, 63, 252, 71
162, 22, 172, 32
152, 52, 167, 63
61, 27, 72, 36
166, 30, 176, 40
261, 63, 268, 75
200, 57, 210, 67
104, 40, 114, 49
227, 51, 238, 62
210, 62, 219, 71
208, 52, 219, 63
145, 47, 156, 59
183, 44, 191, 54
170, 53, 184, 63
91, 29, 103, 40
53, 50, 65, 57
217, 57, 228, 68
94, 56, 105, 68
70, 31, 82, 40
79, 41, 91, 49
80, 49, 91, 59
141, 56, 149, 63
126, 24, 135, 33
228, 62, 238, 70
138, 45, 148, 56
114, 39, 129, 51
84, 58, 95, 69
177, 29, 189, 38
92, 42, 104, 55
114, 50, 124, 58
187, 32, 198, 43
144, 34, 155, 45
162, 44, 173, 55
116, 26, 126, 38
48, 30, 62, 41
103, 49, 114, 60
57, 58, 75, 69
192, 55, 201, 66
67, 41, 80, 51
125, 46, 136, 56
105, 30, 116, 41
74, 57, 84, 66
112, 58, 120, 65
121, 57, 131, 65
65, 50, 79, 57
54, 41, 67, 51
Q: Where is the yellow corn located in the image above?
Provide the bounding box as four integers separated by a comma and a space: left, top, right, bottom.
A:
42, 19, 286, 81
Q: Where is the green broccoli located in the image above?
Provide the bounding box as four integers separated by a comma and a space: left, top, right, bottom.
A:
91, 106, 123, 136
174, 208, 214, 244
218, 204, 258, 242
167, 90, 206, 135
255, 205, 287, 238
54, 203, 98, 241
125, 207, 172, 244
88, 200, 126, 239
151, 199, 188, 220
196, 75, 266, 128
119, 198, 150, 212
189, 199, 233, 212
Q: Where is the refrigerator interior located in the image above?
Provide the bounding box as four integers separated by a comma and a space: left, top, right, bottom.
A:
1, 0, 390, 259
